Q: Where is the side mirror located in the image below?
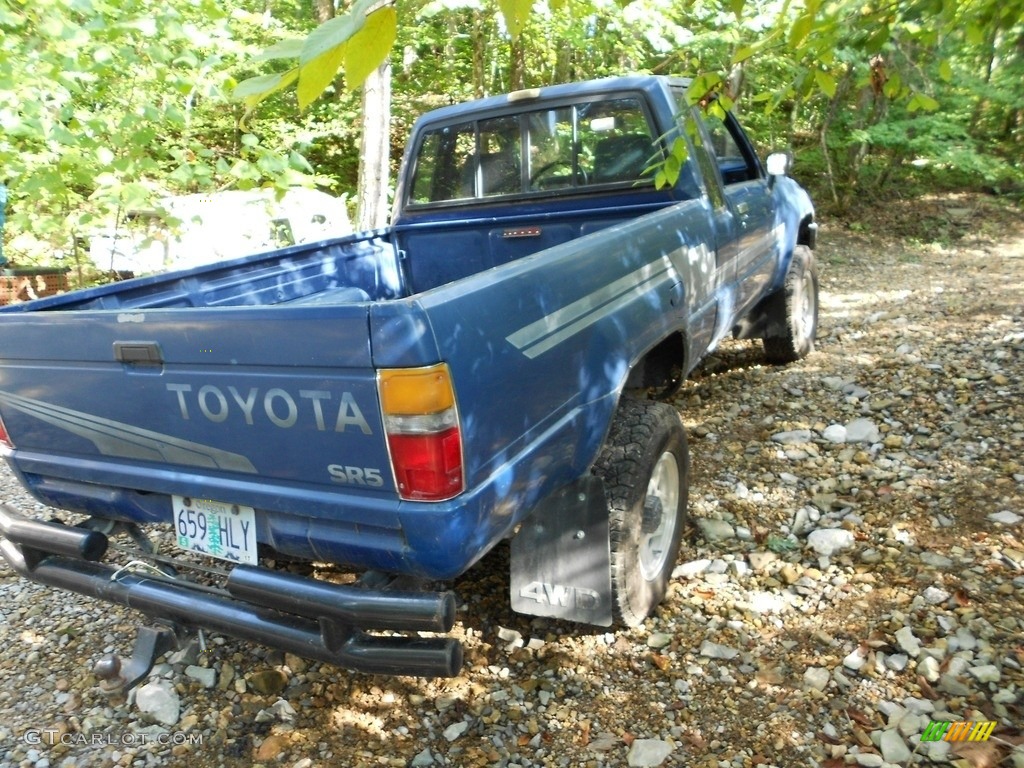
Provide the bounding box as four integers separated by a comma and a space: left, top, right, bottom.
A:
766, 152, 791, 176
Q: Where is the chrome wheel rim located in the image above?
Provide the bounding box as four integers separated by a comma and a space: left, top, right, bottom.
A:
794, 271, 816, 345
640, 451, 680, 581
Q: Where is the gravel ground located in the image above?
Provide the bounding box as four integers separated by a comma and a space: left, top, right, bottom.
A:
1, 194, 1022, 768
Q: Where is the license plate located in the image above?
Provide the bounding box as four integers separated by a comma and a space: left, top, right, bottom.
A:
172, 496, 258, 565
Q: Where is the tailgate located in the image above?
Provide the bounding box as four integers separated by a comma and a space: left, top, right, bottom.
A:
0, 305, 396, 506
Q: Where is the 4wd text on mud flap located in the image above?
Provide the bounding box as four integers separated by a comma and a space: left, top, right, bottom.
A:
518, 581, 602, 610
166, 383, 372, 434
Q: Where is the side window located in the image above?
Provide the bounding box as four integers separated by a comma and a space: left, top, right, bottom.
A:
685, 116, 727, 210
702, 115, 759, 185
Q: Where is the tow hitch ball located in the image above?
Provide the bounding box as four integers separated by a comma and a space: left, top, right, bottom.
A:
92, 625, 186, 695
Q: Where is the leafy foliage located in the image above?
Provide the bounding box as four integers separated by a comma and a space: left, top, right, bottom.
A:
1, 0, 1020, 275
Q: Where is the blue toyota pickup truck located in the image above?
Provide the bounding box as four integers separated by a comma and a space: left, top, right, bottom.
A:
0, 75, 817, 682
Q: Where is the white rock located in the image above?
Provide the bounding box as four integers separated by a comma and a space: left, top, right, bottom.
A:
803, 667, 830, 691
855, 754, 883, 767
969, 665, 1001, 683
411, 748, 434, 767
988, 510, 1022, 525
730, 560, 751, 577
918, 656, 940, 682
843, 648, 868, 671
920, 740, 951, 762
898, 713, 924, 738
135, 680, 180, 726
497, 626, 524, 648
880, 730, 912, 763
697, 519, 735, 541
791, 507, 812, 536
672, 559, 712, 579
842, 383, 870, 398
270, 699, 296, 721
443, 721, 469, 741
807, 528, 854, 556
627, 738, 673, 767
920, 551, 954, 567
822, 424, 848, 443
747, 552, 778, 572
771, 429, 812, 445
845, 418, 880, 443
885, 653, 909, 672
646, 632, 673, 649
954, 627, 977, 651
184, 665, 216, 689
902, 697, 934, 715
922, 586, 950, 605
699, 641, 739, 660
895, 627, 921, 658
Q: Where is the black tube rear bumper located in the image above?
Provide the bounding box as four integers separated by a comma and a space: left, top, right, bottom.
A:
0, 504, 463, 678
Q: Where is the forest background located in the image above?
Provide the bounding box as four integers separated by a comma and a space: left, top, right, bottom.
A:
1, 0, 1021, 282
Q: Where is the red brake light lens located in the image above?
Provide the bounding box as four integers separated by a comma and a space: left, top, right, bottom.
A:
378, 365, 464, 502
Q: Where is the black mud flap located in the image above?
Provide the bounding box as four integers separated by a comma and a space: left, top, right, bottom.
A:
510, 476, 613, 627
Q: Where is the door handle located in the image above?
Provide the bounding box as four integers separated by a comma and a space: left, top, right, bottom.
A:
114, 341, 163, 366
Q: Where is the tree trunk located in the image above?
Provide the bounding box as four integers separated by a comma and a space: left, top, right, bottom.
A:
314, 0, 335, 23
357, 59, 392, 230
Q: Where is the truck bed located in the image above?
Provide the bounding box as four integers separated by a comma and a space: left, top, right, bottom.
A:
1, 231, 404, 312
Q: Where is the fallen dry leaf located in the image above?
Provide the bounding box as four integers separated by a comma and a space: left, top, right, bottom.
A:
579, 720, 590, 747
649, 653, 671, 671
847, 707, 877, 729
682, 729, 707, 750
950, 740, 1001, 768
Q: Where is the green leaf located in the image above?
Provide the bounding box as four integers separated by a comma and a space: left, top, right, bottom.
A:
299, 0, 374, 66
731, 44, 755, 65
686, 72, 722, 105
729, 0, 744, 20
883, 70, 901, 99
497, 0, 532, 37
253, 39, 305, 63
789, 12, 814, 50
814, 70, 836, 98
342, 6, 397, 92
938, 60, 952, 82
297, 42, 347, 110
233, 68, 300, 109
909, 92, 939, 111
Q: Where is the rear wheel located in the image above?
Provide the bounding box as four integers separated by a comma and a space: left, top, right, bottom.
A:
762, 244, 819, 364
592, 399, 689, 627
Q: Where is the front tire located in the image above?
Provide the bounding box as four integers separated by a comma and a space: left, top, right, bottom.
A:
762, 244, 819, 364
592, 399, 689, 627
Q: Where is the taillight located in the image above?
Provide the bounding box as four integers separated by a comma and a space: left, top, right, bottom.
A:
0, 412, 13, 454
378, 363, 464, 501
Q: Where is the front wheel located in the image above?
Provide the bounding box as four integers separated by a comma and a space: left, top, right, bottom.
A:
591, 399, 689, 627
762, 244, 819, 364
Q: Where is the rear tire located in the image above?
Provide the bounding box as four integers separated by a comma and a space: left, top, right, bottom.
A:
762, 245, 819, 364
592, 399, 689, 627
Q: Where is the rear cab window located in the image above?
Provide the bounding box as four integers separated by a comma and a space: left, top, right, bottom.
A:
407, 96, 662, 207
